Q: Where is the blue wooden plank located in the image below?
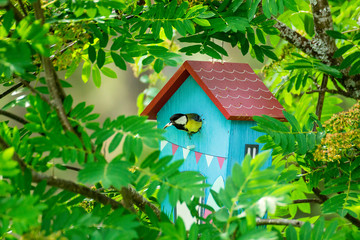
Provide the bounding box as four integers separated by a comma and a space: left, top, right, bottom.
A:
227, 121, 272, 176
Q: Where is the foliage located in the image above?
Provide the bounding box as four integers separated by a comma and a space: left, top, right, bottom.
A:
1, 0, 360, 239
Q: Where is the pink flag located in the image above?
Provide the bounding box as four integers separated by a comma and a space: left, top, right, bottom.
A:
217, 157, 225, 169
203, 209, 212, 219
172, 144, 179, 155
195, 152, 202, 163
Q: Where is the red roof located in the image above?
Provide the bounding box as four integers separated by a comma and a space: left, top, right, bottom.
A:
141, 61, 286, 121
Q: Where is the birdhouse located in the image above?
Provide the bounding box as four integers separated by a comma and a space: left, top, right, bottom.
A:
141, 61, 285, 226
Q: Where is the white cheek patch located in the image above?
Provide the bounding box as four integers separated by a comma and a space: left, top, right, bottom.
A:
174, 115, 187, 125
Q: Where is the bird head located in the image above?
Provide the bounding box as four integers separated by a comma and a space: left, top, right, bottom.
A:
163, 113, 202, 134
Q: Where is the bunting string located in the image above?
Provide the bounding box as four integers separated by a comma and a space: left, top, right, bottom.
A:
160, 140, 227, 169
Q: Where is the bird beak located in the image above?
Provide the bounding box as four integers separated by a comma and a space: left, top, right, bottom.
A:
163, 122, 172, 129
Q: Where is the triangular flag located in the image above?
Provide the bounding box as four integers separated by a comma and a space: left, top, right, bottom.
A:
217, 157, 225, 169
160, 140, 168, 151
182, 148, 190, 160
205, 155, 214, 167
195, 152, 202, 164
172, 143, 179, 155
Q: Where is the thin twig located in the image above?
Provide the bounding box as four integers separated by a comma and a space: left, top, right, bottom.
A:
315, 74, 329, 121
256, 218, 312, 228
0, 83, 23, 99
18, 79, 53, 107
306, 88, 338, 94
0, 110, 28, 125
33, 0, 73, 133
293, 198, 322, 204
18, 0, 28, 16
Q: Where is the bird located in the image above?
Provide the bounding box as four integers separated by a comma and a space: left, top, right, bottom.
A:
163, 113, 202, 135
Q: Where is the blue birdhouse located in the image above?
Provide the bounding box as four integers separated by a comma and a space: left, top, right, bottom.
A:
141, 61, 285, 227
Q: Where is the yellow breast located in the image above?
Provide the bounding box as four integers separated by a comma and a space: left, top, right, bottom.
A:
185, 119, 202, 133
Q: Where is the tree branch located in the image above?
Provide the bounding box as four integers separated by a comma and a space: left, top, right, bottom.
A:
0, 110, 28, 125
31, 171, 123, 209
121, 186, 161, 219
0, 135, 162, 219
256, 218, 312, 228
18, 0, 28, 16
18, 78, 53, 107
0, 83, 23, 99
33, 1, 73, 133
315, 74, 329, 120
311, 0, 337, 62
306, 88, 338, 94
273, 19, 320, 60
293, 198, 322, 204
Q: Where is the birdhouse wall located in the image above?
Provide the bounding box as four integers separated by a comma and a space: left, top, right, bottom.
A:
227, 120, 272, 176
157, 76, 231, 218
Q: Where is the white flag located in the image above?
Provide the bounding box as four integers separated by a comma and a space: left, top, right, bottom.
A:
205, 155, 214, 167
160, 140, 168, 151
182, 148, 190, 160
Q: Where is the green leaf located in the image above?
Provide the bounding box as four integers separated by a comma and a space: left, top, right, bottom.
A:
248, 0, 261, 20
154, 59, 163, 73
163, 21, 173, 40
206, 41, 228, 56
253, 45, 264, 62
277, 0, 284, 14
261, 46, 278, 60
214, 208, 229, 222
323, 220, 337, 240
262, 0, 271, 18
81, 61, 91, 83
349, 60, 360, 76
286, 225, 297, 240
183, 19, 195, 34
299, 222, 311, 240
238, 34, 249, 55
326, 30, 348, 40
92, 65, 101, 88
188, 224, 199, 240
179, 45, 201, 55
78, 159, 133, 189
193, 18, 210, 27
333, 44, 354, 58
173, 20, 187, 36
111, 52, 127, 70
63, 95, 73, 114
339, 51, 360, 69
100, 32, 109, 48
202, 46, 222, 59
96, 48, 105, 69
88, 45, 96, 63
312, 217, 324, 240
142, 56, 155, 65
101, 67, 117, 78
256, 28, 266, 44
109, 132, 123, 153
152, 21, 161, 39
303, 14, 314, 37
284, 0, 298, 11
269, 0, 278, 16
111, 37, 124, 51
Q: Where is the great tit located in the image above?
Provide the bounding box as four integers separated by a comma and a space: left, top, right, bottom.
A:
163, 113, 202, 135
